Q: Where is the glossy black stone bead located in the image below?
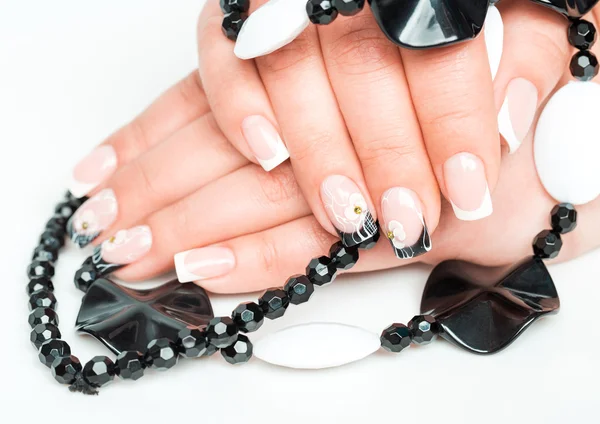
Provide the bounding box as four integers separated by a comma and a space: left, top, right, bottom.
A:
220, 334, 253, 365
328, 241, 359, 270
306, 256, 338, 286
355, 228, 380, 250
29, 307, 58, 328
332, 0, 364, 16
27, 260, 55, 279
46, 216, 67, 233
222, 11, 247, 41
380, 323, 412, 353
259, 288, 290, 320
116, 351, 146, 380
551, 203, 578, 234
51, 355, 82, 385
26, 277, 54, 296
32, 245, 58, 263
74, 265, 99, 293
533, 230, 563, 259
83, 356, 116, 387
232, 302, 265, 333
203, 343, 219, 357
28, 289, 57, 311
531, 0, 599, 19
54, 202, 77, 220
570, 50, 599, 81
307, 0, 339, 25
284, 275, 314, 305
30, 323, 61, 349
65, 191, 87, 206
145, 338, 178, 370
407, 315, 438, 345
176, 327, 208, 358
220, 0, 250, 13
40, 229, 64, 251
206, 317, 238, 348
568, 19, 597, 50
38, 339, 70, 368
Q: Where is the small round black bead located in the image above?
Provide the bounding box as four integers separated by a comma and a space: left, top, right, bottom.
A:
51, 355, 82, 385
203, 343, 219, 357
115, 351, 146, 380
307, 0, 339, 25
38, 339, 70, 368
54, 202, 77, 220
74, 265, 99, 293
232, 302, 265, 333
83, 356, 116, 388
206, 317, 239, 348
380, 323, 412, 353
355, 227, 381, 250
30, 323, 61, 349
32, 245, 58, 263
176, 327, 209, 358
551, 203, 577, 234
328, 241, 359, 270
221, 334, 253, 365
259, 288, 290, 320
222, 11, 247, 41
220, 0, 250, 13
28, 307, 59, 328
65, 191, 87, 207
407, 315, 438, 345
27, 260, 55, 279
26, 277, 54, 296
28, 289, 57, 311
570, 50, 599, 81
284, 275, 315, 305
332, 0, 364, 16
533, 230, 563, 259
306, 256, 338, 286
568, 19, 597, 50
46, 216, 67, 234
40, 229, 64, 251
145, 338, 178, 370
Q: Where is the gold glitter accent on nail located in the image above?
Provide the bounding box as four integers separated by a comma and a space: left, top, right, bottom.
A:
387, 231, 395, 240
109, 236, 116, 243
82, 222, 89, 230
354, 206, 363, 215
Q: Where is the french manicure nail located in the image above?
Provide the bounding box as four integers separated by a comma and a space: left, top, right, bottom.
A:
444, 153, 493, 221
320, 175, 378, 248
484, 4, 504, 81
68, 145, 117, 198
174, 247, 236, 283
242, 115, 290, 172
498, 78, 538, 154
381, 187, 432, 259
67, 188, 118, 247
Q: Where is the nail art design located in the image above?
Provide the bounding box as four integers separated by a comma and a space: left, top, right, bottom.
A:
67, 188, 118, 248
498, 78, 539, 154
381, 188, 432, 260
321, 175, 379, 248
89, 226, 153, 275
174, 247, 236, 283
242, 115, 290, 172
68, 145, 117, 199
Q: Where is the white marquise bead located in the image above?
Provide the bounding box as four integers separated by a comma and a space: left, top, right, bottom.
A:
484, 5, 503, 81
253, 322, 380, 370
234, 0, 310, 60
534, 81, 600, 205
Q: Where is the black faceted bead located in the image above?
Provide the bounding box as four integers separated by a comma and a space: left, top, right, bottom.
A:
570, 50, 599, 81
40, 229, 64, 251
329, 241, 359, 270
259, 288, 290, 320
284, 275, 314, 305
551, 203, 578, 234
533, 230, 563, 259
32, 245, 58, 263
222, 11, 247, 41
29, 307, 58, 328
74, 265, 99, 293
407, 315, 438, 345
221, 334, 253, 365
145, 338, 178, 370
28, 289, 57, 311
206, 317, 238, 348
51, 355, 82, 385
65, 191, 87, 207
83, 356, 116, 387
568, 19, 597, 50
27, 260, 55, 279
116, 351, 146, 380
307, 0, 339, 25
26, 277, 54, 296
203, 343, 219, 357
380, 323, 412, 353
176, 328, 208, 358
356, 228, 380, 250
232, 302, 265, 333
332, 0, 364, 16
306, 256, 338, 286
54, 201, 77, 220
30, 323, 61, 349
220, 0, 250, 13
38, 339, 70, 368
46, 216, 67, 234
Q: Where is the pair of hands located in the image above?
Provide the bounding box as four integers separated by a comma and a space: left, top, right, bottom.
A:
66, 0, 600, 294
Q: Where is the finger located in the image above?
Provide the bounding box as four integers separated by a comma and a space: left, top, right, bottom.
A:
197, 0, 290, 172
67, 113, 248, 248
67, 71, 209, 198
318, 11, 440, 261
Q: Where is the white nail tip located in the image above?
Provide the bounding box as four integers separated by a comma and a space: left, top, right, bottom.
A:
534, 81, 600, 205
484, 5, 503, 81
234, 0, 309, 60
174, 251, 197, 283
67, 180, 98, 199
450, 186, 493, 221
253, 323, 380, 370
258, 144, 290, 172
498, 96, 521, 154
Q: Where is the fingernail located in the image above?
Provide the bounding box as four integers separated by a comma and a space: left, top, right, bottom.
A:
444, 153, 493, 221
498, 78, 538, 154
100, 226, 153, 265
68, 145, 117, 198
484, 4, 504, 81
242, 115, 290, 172
381, 187, 432, 259
320, 175, 378, 247
174, 247, 236, 283
67, 188, 118, 248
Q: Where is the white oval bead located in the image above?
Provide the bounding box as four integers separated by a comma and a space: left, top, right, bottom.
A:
534, 82, 600, 205
253, 322, 380, 370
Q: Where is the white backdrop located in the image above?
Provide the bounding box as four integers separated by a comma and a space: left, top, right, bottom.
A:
1, 1, 599, 423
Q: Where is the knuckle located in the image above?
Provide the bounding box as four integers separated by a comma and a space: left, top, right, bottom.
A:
119, 119, 150, 157
257, 30, 321, 74
289, 129, 335, 162
131, 159, 163, 203
359, 134, 420, 170
256, 233, 281, 275
255, 164, 301, 206
530, 24, 570, 70
177, 71, 205, 109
